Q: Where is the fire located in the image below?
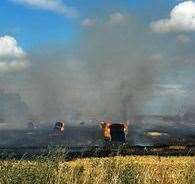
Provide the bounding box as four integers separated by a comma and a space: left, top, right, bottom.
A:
53, 121, 65, 133
100, 120, 128, 142
145, 131, 168, 137
100, 121, 112, 141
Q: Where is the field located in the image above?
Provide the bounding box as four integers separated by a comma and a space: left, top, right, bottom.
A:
0, 155, 195, 184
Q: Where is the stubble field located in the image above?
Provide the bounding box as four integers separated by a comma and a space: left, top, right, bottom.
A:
0, 155, 195, 184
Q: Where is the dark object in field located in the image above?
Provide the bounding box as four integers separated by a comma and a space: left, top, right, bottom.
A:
27, 122, 36, 130
110, 124, 126, 142
53, 121, 65, 133
80, 121, 85, 126
100, 121, 128, 142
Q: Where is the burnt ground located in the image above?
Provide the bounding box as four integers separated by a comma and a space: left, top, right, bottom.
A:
0, 122, 195, 147
0, 126, 103, 147
0, 117, 195, 159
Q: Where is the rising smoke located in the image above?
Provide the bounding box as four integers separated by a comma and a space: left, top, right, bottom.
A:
1, 1, 195, 129
19, 14, 161, 124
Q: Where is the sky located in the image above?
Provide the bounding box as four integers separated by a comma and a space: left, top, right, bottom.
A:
1, 0, 195, 122
0, 0, 179, 49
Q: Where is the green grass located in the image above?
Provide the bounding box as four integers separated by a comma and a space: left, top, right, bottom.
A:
0, 155, 195, 184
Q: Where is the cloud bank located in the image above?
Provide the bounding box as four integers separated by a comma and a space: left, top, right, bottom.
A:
0, 35, 29, 72
109, 12, 127, 25
9, 0, 78, 17
151, 1, 195, 33
81, 18, 96, 27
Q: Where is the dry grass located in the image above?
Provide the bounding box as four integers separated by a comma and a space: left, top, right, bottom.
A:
0, 156, 195, 184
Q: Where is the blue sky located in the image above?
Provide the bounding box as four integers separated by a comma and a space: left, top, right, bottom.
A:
0, 1, 78, 49
0, 0, 180, 50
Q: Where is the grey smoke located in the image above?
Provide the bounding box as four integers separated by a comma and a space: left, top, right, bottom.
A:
18, 14, 160, 124
2, 8, 195, 129
0, 89, 29, 127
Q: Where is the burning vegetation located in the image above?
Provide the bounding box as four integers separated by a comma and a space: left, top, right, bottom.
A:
53, 121, 65, 133
145, 131, 169, 138
100, 121, 128, 143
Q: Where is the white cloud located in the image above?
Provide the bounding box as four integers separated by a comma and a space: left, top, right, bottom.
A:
155, 84, 184, 90
81, 13, 127, 28
81, 18, 96, 27
149, 53, 163, 61
176, 34, 191, 43
150, 1, 195, 33
154, 84, 187, 96
9, 0, 78, 17
109, 12, 126, 25
0, 35, 29, 72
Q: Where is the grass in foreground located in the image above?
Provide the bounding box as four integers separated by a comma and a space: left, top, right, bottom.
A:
0, 156, 195, 184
